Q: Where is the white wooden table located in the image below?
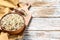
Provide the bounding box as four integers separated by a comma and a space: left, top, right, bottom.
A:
23, 18, 60, 40
20, 0, 60, 40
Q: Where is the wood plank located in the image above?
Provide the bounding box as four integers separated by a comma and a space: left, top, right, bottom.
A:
29, 5, 60, 18
20, 0, 59, 3
23, 31, 60, 40
26, 18, 60, 30
28, 0, 60, 18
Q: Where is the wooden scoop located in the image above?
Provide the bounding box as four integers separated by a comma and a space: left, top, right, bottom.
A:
0, 11, 25, 35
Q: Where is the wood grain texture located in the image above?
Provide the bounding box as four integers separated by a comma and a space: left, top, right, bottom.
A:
29, 0, 60, 17
26, 18, 60, 30
23, 18, 60, 40
20, 0, 60, 40
23, 31, 60, 40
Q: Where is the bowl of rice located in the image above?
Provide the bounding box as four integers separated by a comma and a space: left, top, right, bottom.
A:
0, 12, 25, 34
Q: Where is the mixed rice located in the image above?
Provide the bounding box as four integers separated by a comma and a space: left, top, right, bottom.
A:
1, 14, 24, 31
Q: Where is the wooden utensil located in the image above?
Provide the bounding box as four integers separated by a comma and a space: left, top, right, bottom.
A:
0, 11, 25, 35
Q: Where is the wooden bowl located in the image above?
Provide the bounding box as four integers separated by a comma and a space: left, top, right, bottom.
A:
0, 12, 25, 35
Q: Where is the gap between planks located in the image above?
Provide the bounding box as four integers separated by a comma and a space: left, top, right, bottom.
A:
25, 30, 60, 31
